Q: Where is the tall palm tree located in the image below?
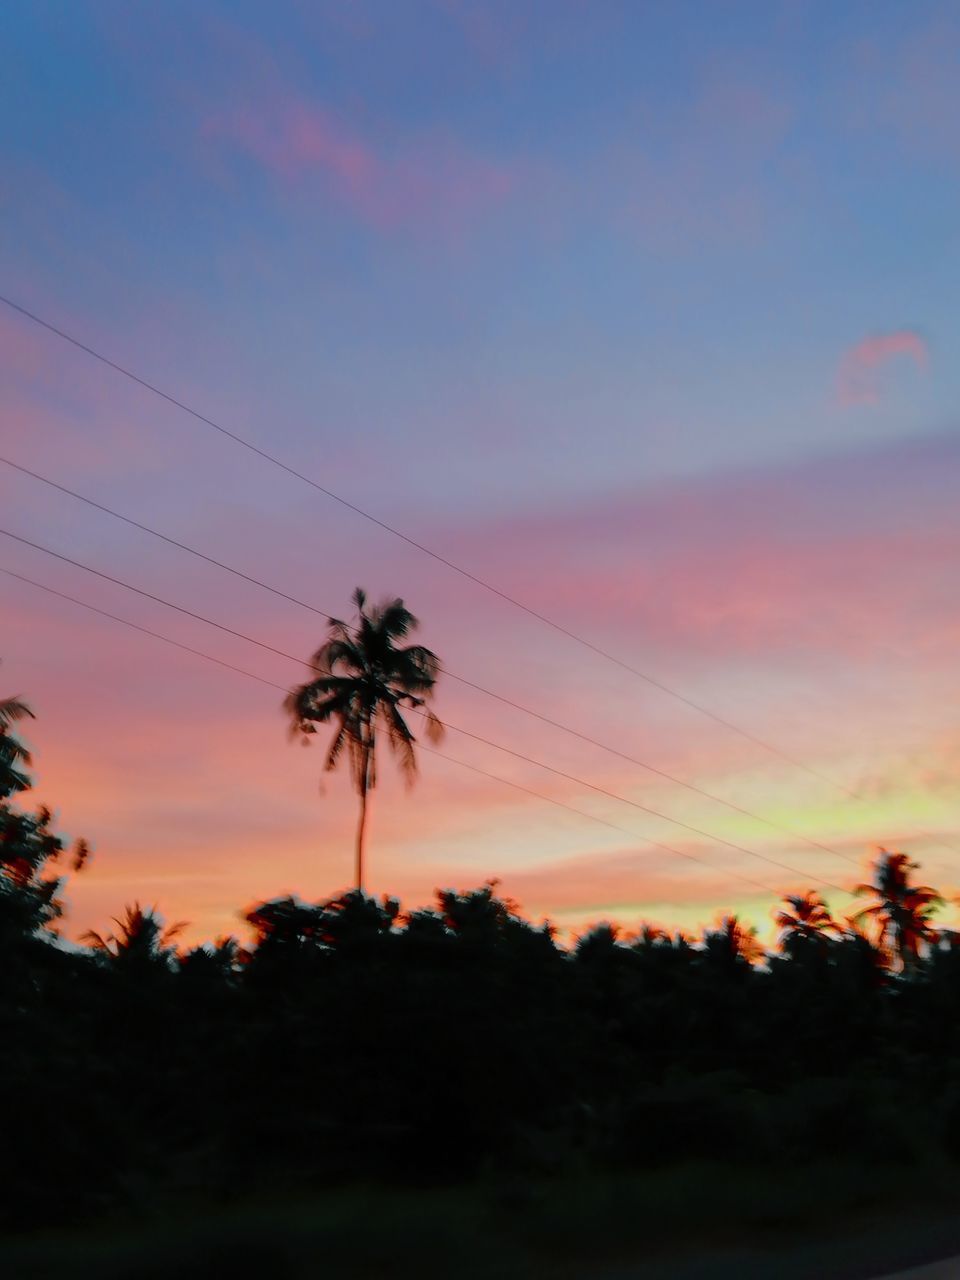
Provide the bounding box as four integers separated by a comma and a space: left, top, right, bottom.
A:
854, 849, 943, 972
775, 890, 841, 956
285, 588, 443, 892
0, 692, 34, 799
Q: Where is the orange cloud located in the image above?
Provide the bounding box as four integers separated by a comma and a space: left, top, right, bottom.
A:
836, 330, 929, 406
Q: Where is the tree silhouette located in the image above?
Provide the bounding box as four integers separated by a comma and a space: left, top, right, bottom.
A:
0, 690, 34, 799
775, 890, 841, 957
0, 683, 88, 948
632, 923, 667, 948
0, 803, 88, 942
14, 672, 960, 1240
700, 914, 764, 974
83, 902, 185, 969
180, 934, 247, 983
574, 921, 623, 964
285, 588, 443, 891
7, 833, 960, 1237
854, 848, 943, 971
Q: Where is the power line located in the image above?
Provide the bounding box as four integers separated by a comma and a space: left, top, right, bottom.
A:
0, 453, 860, 863
0, 527, 857, 893
0, 563, 635, 838
0, 292, 864, 797
0, 562, 825, 900
2, 565, 287, 692
433, 717, 856, 889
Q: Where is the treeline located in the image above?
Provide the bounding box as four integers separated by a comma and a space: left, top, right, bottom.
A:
5, 691, 960, 1229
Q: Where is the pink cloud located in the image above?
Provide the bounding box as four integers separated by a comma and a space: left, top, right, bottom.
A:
836, 330, 929, 406
205, 104, 374, 186
203, 99, 516, 234
436, 431, 960, 664
508, 526, 960, 662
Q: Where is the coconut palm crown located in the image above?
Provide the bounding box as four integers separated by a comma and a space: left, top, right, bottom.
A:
854, 848, 943, 971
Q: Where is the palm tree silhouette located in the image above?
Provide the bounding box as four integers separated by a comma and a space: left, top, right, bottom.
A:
775, 891, 841, 956
181, 935, 247, 981
285, 588, 443, 892
701, 914, 765, 971
0, 691, 34, 799
854, 849, 943, 972
83, 902, 185, 968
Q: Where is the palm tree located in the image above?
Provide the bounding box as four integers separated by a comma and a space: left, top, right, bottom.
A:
0, 692, 34, 799
285, 588, 443, 892
853, 849, 943, 972
775, 890, 841, 956
180, 935, 247, 982
83, 902, 185, 968
632, 923, 667, 950
700, 914, 765, 972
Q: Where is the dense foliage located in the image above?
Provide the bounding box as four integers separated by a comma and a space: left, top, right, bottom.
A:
4, 689, 960, 1234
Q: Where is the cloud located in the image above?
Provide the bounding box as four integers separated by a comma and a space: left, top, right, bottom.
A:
836, 331, 929, 406
205, 103, 374, 186
435, 429, 960, 663
203, 99, 516, 235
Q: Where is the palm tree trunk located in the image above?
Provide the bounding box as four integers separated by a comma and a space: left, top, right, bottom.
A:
355, 773, 368, 893
355, 726, 372, 893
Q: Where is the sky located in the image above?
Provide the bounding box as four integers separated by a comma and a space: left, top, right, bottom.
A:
1, 0, 959, 947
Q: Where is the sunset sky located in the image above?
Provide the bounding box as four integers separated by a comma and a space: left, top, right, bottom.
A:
2, 1, 959, 946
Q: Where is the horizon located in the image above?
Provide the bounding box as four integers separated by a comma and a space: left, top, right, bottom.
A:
2, 0, 959, 948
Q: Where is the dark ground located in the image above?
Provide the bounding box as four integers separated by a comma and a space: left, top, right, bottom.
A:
4, 1162, 959, 1280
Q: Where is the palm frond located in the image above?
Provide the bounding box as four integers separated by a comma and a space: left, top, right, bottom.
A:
382, 701, 416, 781
321, 637, 367, 675
392, 637, 440, 675
81, 928, 112, 954
284, 683, 357, 738
421, 707, 445, 744
162, 919, 188, 946
324, 722, 352, 774
72, 838, 91, 872
0, 695, 34, 728
377, 598, 417, 641
0, 735, 32, 765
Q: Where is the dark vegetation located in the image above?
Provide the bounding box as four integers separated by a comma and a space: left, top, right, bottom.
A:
4, 610, 960, 1274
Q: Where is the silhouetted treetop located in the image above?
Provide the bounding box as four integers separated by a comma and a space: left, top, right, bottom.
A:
83, 903, 185, 970
285, 588, 443, 891
854, 849, 944, 970
775, 890, 841, 958
0, 689, 35, 799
